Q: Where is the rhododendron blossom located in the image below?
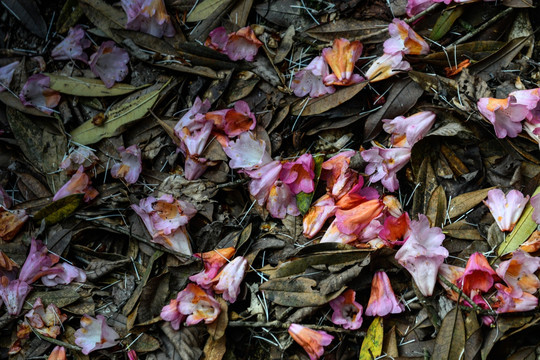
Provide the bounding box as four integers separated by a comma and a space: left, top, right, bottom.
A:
329, 289, 363, 330
19, 238, 60, 284
496, 250, 540, 297
438, 263, 465, 301
320, 220, 357, 244
53, 166, 98, 202
361, 146, 411, 192
89, 41, 129, 88
335, 198, 384, 235
48, 346, 66, 360
494, 283, 538, 313
51, 26, 91, 62
177, 283, 221, 325
320, 150, 358, 198
111, 145, 142, 184
511, 88, 540, 123
288, 323, 334, 360
0, 61, 19, 92
214, 256, 248, 303
483, 189, 529, 232
189, 247, 236, 288
395, 214, 448, 296
266, 181, 300, 218
406, 0, 435, 16
24, 298, 67, 338
303, 195, 337, 238
365, 52, 411, 82
291, 56, 336, 98
457, 252, 498, 296
365, 271, 404, 316
382, 111, 436, 147
223, 131, 271, 170
205, 27, 228, 52
41, 263, 86, 286
205, 101, 256, 137
383, 19, 430, 55
19, 74, 61, 114
74, 314, 119, 354
477, 96, 528, 138
60, 146, 99, 173
160, 298, 185, 330
0, 278, 31, 316
206, 26, 262, 62
245, 160, 282, 205
280, 154, 315, 194
122, 0, 175, 38
379, 212, 411, 247
322, 38, 364, 86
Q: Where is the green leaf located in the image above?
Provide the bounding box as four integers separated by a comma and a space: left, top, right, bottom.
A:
430, 7, 465, 41
34, 194, 84, 226
46, 74, 145, 97
296, 154, 324, 215
359, 317, 383, 360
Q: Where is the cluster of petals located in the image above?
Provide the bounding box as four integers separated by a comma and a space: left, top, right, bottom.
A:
291, 56, 336, 98
384, 19, 430, 56
329, 289, 363, 330
160, 283, 221, 329
496, 250, 540, 297
60, 145, 99, 173
132, 194, 197, 255
365, 271, 404, 316
205, 100, 256, 137
189, 247, 236, 288
19, 74, 61, 115
0, 61, 19, 92
74, 314, 119, 355
382, 111, 436, 147
22, 298, 67, 338
89, 41, 130, 88
111, 144, 142, 184
379, 212, 411, 247
206, 26, 262, 62
121, 0, 175, 38
288, 323, 333, 360
483, 189, 529, 232
53, 166, 99, 202
0, 207, 28, 241
51, 26, 91, 62
395, 214, 448, 296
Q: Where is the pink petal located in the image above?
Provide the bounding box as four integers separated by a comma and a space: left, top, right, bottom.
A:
41, 263, 86, 286
19, 74, 61, 114
477, 97, 528, 138
53, 166, 98, 202
288, 323, 333, 360
365, 271, 404, 316
320, 150, 358, 198
322, 38, 364, 86
89, 41, 129, 88
213, 256, 248, 303
245, 161, 283, 205
291, 56, 335, 98
320, 220, 358, 244
483, 189, 529, 232
494, 283, 538, 313
457, 252, 498, 296
160, 299, 185, 330
280, 153, 315, 194
266, 181, 300, 219
60, 146, 99, 173
205, 27, 228, 52
19, 238, 60, 284
406, 0, 436, 16
223, 131, 272, 170
177, 283, 221, 325
51, 25, 91, 62
383, 19, 430, 55
74, 314, 119, 355
496, 250, 540, 297
0, 61, 19, 92
111, 144, 142, 184
382, 111, 436, 147
0, 278, 31, 316
365, 53, 411, 83
303, 194, 337, 238
361, 146, 411, 192
122, 0, 175, 38
225, 26, 262, 62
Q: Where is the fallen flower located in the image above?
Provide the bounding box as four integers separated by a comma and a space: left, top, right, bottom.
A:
406, 0, 435, 16
160, 298, 185, 330
483, 189, 529, 232
0, 277, 31, 316
322, 38, 364, 86
291, 56, 336, 98
0, 207, 28, 242
214, 256, 248, 303
19, 74, 61, 114
0, 61, 19, 92
205, 101, 256, 137
379, 212, 411, 247
320, 219, 357, 244
53, 166, 99, 202
223, 131, 272, 170
177, 283, 221, 325
60, 146, 99, 173
320, 150, 358, 199
122, 0, 175, 38
18, 238, 60, 284
288, 323, 334, 360
266, 180, 300, 218
438, 263, 465, 302
365, 271, 404, 316
477, 96, 528, 138
127, 349, 138, 360
511, 88, 540, 123
205, 27, 228, 52
189, 247, 236, 288
24, 298, 67, 338
74, 314, 120, 355
280, 153, 315, 194
41, 263, 86, 286
303, 195, 337, 239
335, 198, 384, 235
365, 52, 411, 83
48, 346, 66, 360
51, 25, 91, 62
329, 289, 363, 330
382, 111, 436, 147
496, 250, 540, 297
111, 145, 142, 185
245, 160, 283, 206
89, 41, 129, 88
494, 283, 538, 313
383, 19, 430, 55
457, 252, 498, 296
361, 146, 411, 192
395, 214, 449, 296
224, 26, 262, 61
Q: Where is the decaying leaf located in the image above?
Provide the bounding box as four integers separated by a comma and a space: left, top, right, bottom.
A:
33, 194, 84, 226
359, 317, 384, 360
432, 307, 465, 360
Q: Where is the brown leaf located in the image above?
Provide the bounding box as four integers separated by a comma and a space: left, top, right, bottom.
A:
255, 0, 314, 28
423, 41, 505, 67
432, 307, 465, 360
203, 335, 227, 360
160, 323, 205, 360
448, 187, 495, 219
85, 257, 131, 281
2, 0, 47, 38
306, 19, 388, 43
260, 276, 345, 307
123, 250, 163, 315
137, 273, 170, 323
207, 298, 228, 340
481, 316, 533, 358
426, 185, 447, 228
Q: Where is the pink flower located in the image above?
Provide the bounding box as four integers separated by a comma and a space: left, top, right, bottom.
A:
395, 214, 448, 296
131, 194, 197, 255
483, 189, 529, 232
329, 289, 363, 330
357, 218, 383, 242
74, 314, 119, 355
322, 38, 364, 86
60, 146, 99, 173
41, 263, 86, 286
361, 146, 411, 192
291, 56, 336, 98
280, 154, 315, 194
320, 150, 358, 199
24, 298, 67, 338
334, 180, 380, 210
532, 193, 540, 224
160, 298, 185, 330
477, 97, 528, 138
111, 145, 142, 184
335, 199, 384, 235
0, 277, 31, 316
320, 220, 357, 244
205, 101, 256, 137
205, 27, 228, 52
89, 41, 129, 88
496, 250, 540, 297
19, 74, 61, 114
245, 160, 282, 205
511, 88, 540, 123
382, 111, 436, 147
365, 53, 411, 83
266, 181, 300, 219
19, 238, 60, 284
224, 26, 262, 62
189, 247, 236, 288
127, 349, 138, 360
288, 324, 334, 360
0, 207, 28, 241
406, 0, 436, 17
53, 166, 99, 202
384, 19, 430, 55
51, 25, 91, 62
379, 212, 411, 247
0, 61, 19, 92
365, 271, 404, 316
223, 131, 272, 170
122, 0, 175, 38
48, 346, 66, 360
494, 283, 538, 313
457, 252, 498, 296
303, 195, 337, 238
177, 283, 221, 325
213, 256, 248, 303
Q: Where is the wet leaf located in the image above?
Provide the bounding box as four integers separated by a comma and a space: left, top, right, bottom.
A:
432, 307, 465, 360
447, 187, 495, 219
46, 74, 145, 97
306, 19, 388, 43
359, 317, 384, 360
430, 7, 465, 41
33, 194, 83, 226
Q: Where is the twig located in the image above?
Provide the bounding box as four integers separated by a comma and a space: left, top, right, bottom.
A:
228, 320, 366, 336
448, 8, 514, 47
438, 274, 497, 316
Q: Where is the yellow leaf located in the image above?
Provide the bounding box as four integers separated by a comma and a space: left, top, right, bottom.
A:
46, 74, 146, 97
34, 194, 84, 226
359, 317, 383, 360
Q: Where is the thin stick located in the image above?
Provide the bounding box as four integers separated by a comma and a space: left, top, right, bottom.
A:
228, 320, 366, 336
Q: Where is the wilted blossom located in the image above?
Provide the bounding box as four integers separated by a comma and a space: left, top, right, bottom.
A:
160, 298, 185, 330
111, 145, 142, 184
214, 256, 248, 303
365, 271, 404, 316
19, 238, 60, 284
329, 289, 363, 330
189, 247, 236, 288
224, 27, 262, 62
205, 101, 256, 137
19, 74, 61, 114
53, 166, 99, 202
395, 214, 448, 296
131, 194, 197, 255
48, 346, 66, 360
320, 220, 357, 244
457, 252, 498, 296
0, 277, 32, 316
303, 195, 337, 238
89, 41, 129, 88
177, 283, 221, 325
51, 25, 91, 62
288, 323, 334, 360
382, 111, 436, 147
0, 61, 19, 92
0, 207, 28, 241
74, 314, 119, 355
60, 146, 99, 173
379, 212, 411, 247
205, 27, 228, 52
335, 198, 384, 235
245, 160, 282, 205
322, 38, 364, 86
361, 146, 411, 192
483, 189, 529, 232
406, 0, 435, 17
496, 250, 540, 297
266, 180, 301, 218
365, 52, 411, 83
384, 19, 429, 56
122, 0, 175, 38
291, 56, 336, 98
494, 283, 538, 313
477, 96, 529, 138
280, 154, 315, 194
438, 263, 465, 301
41, 263, 86, 286
223, 131, 271, 170
320, 150, 358, 198
24, 298, 67, 338
511, 88, 540, 123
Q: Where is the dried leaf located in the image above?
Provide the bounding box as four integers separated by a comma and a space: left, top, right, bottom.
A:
207, 298, 228, 340
255, 0, 313, 28
447, 187, 495, 219
130, 333, 161, 353
123, 250, 163, 315
85, 257, 131, 281
79, 0, 125, 40
0, 92, 52, 117
426, 185, 447, 228
423, 41, 505, 67
25, 288, 80, 310
203, 335, 227, 360
306, 19, 388, 43
260, 276, 344, 307
33, 194, 83, 226
160, 323, 204, 360
186, 0, 231, 22
1, 0, 47, 37
274, 25, 295, 64
46, 74, 144, 97
480, 316, 533, 359
359, 317, 384, 360
432, 307, 465, 360
137, 273, 170, 323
